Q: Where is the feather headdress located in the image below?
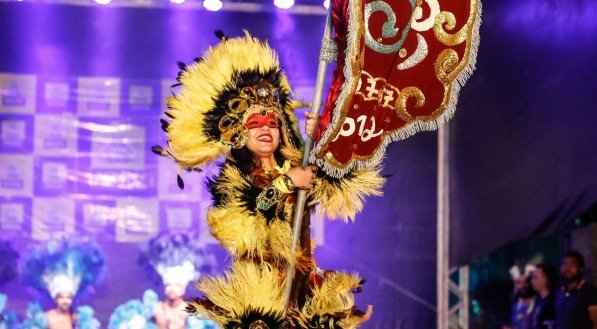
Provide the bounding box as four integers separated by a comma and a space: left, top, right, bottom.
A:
153, 31, 303, 187
21, 239, 105, 300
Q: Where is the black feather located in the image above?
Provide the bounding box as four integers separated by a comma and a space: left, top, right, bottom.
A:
164, 112, 175, 119
160, 119, 169, 132
214, 30, 227, 41
184, 303, 197, 314
177, 61, 187, 71
151, 145, 165, 156
193, 57, 204, 63
177, 174, 185, 190
223, 309, 288, 329
170, 82, 182, 88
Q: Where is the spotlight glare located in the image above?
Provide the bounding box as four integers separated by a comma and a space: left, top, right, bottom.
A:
323, 0, 329, 9
203, 0, 222, 11
274, 0, 294, 9
94, 0, 111, 5
171, 0, 185, 4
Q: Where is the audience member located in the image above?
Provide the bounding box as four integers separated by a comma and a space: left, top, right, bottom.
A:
555, 251, 597, 329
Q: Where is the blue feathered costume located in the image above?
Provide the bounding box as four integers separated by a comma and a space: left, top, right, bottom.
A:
20, 239, 105, 329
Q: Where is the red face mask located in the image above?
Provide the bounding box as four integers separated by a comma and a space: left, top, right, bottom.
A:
245, 113, 279, 129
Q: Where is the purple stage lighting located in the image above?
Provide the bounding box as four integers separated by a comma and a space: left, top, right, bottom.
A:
274, 0, 294, 9
203, 0, 222, 11
171, 0, 185, 4
94, 0, 111, 5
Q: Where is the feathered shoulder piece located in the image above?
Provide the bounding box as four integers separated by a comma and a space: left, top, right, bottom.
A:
153, 30, 303, 176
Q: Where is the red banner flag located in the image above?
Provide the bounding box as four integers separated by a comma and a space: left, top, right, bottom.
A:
310, 0, 481, 177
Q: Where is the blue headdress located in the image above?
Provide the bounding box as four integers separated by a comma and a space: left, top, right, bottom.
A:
0, 239, 19, 287
21, 239, 105, 300
138, 234, 214, 288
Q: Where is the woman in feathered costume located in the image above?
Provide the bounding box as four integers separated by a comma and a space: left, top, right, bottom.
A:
153, 31, 384, 329
20, 239, 104, 329
138, 233, 217, 329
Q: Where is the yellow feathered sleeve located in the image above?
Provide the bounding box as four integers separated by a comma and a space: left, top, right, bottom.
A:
309, 160, 385, 222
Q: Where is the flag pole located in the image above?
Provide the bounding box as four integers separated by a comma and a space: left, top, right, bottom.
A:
283, 5, 335, 314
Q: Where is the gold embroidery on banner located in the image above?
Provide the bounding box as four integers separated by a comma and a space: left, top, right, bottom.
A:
316, 0, 480, 169
435, 49, 459, 82
395, 87, 425, 121
315, 0, 365, 159
426, 0, 479, 120
433, 0, 478, 46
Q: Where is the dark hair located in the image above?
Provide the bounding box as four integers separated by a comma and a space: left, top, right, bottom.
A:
562, 250, 585, 269
535, 263, 558, 291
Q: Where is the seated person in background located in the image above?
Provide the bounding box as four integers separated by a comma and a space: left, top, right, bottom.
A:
555, 251, 597, 329
531, 263, 557, 329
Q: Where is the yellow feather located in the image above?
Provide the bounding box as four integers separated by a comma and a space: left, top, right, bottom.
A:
164, 31, 299, 170
293, 272, 365, 329
311, 161, 385, 222
194, 261, 286, 325
207, 164, 297, 265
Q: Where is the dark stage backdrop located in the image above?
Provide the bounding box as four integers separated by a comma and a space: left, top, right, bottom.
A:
450, 0, 597, 265
0, 2, 437, 328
